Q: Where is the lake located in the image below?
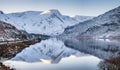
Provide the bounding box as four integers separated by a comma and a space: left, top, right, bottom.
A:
2, 38, 120, 70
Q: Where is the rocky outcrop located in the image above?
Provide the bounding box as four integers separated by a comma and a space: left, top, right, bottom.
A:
0, 21, 28, 41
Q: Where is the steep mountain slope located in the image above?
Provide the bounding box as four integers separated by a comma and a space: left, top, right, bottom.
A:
0, 21, 27, 41
0, 10, 92, 35
62, 6, 120, 38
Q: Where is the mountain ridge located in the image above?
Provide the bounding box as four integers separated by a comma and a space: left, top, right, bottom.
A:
62, 6, 120, 38
0, 9, 92, 35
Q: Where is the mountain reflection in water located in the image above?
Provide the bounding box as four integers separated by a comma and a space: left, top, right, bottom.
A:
4, 38, 120, 70
64, 38, 120, 70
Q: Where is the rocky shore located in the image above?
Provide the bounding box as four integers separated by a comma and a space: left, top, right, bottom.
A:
0, 38, 41, 70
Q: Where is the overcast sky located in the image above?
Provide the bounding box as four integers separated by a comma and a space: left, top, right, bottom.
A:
0, 0, 120, 16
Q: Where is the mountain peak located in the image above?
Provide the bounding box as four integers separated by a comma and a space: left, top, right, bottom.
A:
41, 10, 51, 14
41, 9, 61, 15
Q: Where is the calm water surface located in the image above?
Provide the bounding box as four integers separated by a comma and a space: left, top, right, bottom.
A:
2, 38, 120, 70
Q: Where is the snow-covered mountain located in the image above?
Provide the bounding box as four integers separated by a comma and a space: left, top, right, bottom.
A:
62, 6, 120, 38
0, 10, 92, 35
72, 15, 93, 22
0, 21, 27, 41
